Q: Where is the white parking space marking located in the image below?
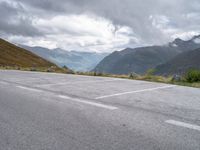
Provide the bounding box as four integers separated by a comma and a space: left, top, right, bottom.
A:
16, 86, 43, 92
95, 85, 176, 99
165, 120, 200, 131
40, 78, 124, 86
58, 95, 118, 110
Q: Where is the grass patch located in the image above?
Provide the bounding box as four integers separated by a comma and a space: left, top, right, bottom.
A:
0, 65, 74, 74
171, 81, 200, 88
76, 71, 200, 88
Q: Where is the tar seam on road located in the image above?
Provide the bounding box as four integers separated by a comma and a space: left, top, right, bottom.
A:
39, 79, 124, 86
58, 95, 118, 110
95, 85, 176, 99
165, 120, 200, 131
16, 86, 43, 92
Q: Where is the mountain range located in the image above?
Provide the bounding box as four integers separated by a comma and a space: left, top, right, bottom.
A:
2, 34, 199, 76
20, 45, 108, 72
155, 48, 200, 75
94, 35, 200, 75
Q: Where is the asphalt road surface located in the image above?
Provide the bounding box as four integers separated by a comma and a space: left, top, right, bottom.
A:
0, 70, 200, 150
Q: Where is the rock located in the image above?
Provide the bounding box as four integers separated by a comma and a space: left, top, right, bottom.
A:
129, 72, 139, 79
172, 74, 181, 82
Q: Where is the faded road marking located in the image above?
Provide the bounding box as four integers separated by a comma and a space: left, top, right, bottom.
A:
58, 95, 118, 110
16, 86, 42, 92
95, 85, 176, 99
165, 120, 200, 131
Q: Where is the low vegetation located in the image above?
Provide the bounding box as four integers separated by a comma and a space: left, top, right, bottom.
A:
184, 69, 200, 83
0, 65, 74, 74
76, 69, 200, 88
1, 66, 200, 88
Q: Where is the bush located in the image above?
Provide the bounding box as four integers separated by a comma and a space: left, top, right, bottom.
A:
171, 74, 181, 82
129, 72, 139, 79
185, 69, 200, 83
146, 69, 156, 76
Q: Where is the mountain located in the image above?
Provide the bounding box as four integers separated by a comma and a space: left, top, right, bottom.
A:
0, 38, 59, 69
155, 48, 200, 75
94, 35, 200, 75
20, 45, 108, 72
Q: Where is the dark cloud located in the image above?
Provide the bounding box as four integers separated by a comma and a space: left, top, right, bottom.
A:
1, 0, 200, 51
0, 1, 42, 37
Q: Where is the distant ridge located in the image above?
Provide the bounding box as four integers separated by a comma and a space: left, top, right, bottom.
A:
155, 48, 200, 75
19, 45, 108, 71
93, 35, 200, 75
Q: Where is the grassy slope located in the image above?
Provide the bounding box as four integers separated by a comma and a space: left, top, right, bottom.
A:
0, 38, 57, 68
0, 38, 74, 73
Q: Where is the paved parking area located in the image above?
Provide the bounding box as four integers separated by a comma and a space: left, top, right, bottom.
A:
0, 70, 200, 150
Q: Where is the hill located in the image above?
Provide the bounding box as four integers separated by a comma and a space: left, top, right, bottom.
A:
20, 45, 108, 71
93, 35, 200, 75
0, 38, 60, 70
155, 48, 200, 75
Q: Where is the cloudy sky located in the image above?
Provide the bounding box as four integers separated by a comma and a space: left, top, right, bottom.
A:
0, 0, 200, 52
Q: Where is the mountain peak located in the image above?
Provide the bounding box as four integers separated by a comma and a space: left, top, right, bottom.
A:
192, 35, 200, 40
94, 34, 200, 75
192, 35, 200, 44
172, 38, 185, 45
168, 38, 184, 47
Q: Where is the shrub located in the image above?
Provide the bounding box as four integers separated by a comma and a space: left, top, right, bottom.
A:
146, 69, 156, 76
185, 69, 200, 83
171, 74, 181, 82
97, 72, 103, 76
129, 72, 139, 79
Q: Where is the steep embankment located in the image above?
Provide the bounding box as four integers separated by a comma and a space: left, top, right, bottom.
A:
0, 38, 59, 70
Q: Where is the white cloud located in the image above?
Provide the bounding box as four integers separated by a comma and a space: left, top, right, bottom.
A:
171, 31, 200, 40
16, 14, 137, 52
1, 0, 200, 52
150, 15, 170, 30
149, 14, 200, 42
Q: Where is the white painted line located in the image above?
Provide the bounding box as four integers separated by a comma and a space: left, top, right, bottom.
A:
16, 86, 42, 92
58, 95, 118, 110
95, 85, 176, 99
40, 79, 123, 86
165, 120, 200, 131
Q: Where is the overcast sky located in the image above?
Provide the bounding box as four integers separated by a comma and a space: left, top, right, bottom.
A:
0, 0, 200, 52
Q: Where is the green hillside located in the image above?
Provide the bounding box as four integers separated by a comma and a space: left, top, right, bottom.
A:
0, 38, 75, 74
0, 38, 58, 68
